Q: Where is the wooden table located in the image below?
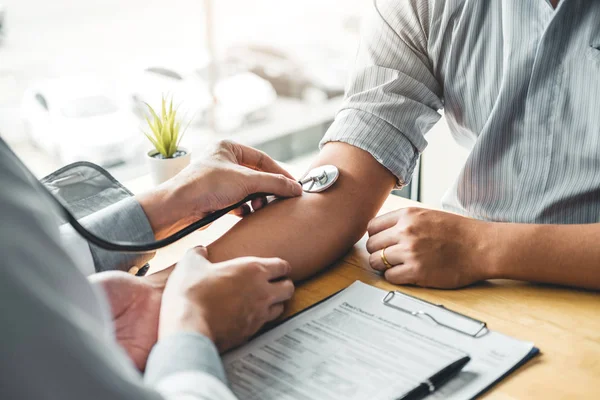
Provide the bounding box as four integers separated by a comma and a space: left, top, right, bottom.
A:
146, 193, 600, 399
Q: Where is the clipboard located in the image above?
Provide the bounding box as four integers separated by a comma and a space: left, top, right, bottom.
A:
380, 289, 540, 398
254, 281, 539, 399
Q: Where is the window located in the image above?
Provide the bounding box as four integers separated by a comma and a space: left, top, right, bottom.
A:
0, 0, 367, 178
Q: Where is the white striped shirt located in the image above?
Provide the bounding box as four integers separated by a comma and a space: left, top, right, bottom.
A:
321, 0, 600, 223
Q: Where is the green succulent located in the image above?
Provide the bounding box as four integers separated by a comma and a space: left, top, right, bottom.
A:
143, 96, 188, 158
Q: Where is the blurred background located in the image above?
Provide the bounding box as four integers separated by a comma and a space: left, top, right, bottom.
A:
0, 0, 468, 205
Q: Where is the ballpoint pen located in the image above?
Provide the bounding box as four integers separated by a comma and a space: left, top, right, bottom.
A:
397, 356, 471, 400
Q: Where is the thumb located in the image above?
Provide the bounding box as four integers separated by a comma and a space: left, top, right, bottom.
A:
248, 171, 302, 198
192, 245, 209, 259
170, 246, 211, 283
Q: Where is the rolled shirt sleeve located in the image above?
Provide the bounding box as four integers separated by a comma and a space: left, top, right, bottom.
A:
320, 0, 443, 187
60, 197, 156, 275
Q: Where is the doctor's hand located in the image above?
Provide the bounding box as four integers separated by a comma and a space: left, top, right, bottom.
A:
138, 140, 302, 239
366, 208, 495, 289
89, 266, 173, 371
159, 247, 295, 353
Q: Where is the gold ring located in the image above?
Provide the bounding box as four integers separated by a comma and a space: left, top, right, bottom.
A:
380, 247, 393, 269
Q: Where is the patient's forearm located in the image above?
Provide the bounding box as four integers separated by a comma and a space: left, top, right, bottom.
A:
491, 222, 600, 290
207, 143, 396, 281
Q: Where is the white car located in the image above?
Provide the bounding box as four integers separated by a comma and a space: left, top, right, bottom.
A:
130, 66, 277, 132
130, 66, 212, 125
22, 77, 143, 167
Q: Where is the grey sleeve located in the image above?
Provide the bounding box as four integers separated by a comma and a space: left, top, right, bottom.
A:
0, 140, 236, 400
61, 197, 157, 274
82, 197, 156, 273
145, 332, 228, 385
0, 258, 165, 400
320, 0, 443, 187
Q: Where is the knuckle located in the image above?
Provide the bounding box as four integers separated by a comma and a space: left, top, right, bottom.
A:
191, 246, 206, 255
215, 140, 241, 160
255, 150, 267, 170
279, 260, 292, 275
283, 279, 295, 294
395, 222, 406, 236
396, 220, 416, 236
397, 207, 411, 218
365, 238, 374, 253
235, 257, 263, 273
403, 207, 421, 216
405, 240, 419, 253
368, 253, 379, 269
276, 174, 288, 184
287, 177, 297, 191
217, 139, 235, 149
246, 261, 266, 275
398, 207, 422, 222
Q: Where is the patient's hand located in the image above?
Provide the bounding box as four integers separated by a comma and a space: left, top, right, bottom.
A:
89, 267, 173, 371
137, 141, 302, 239
366, 208, 493, 288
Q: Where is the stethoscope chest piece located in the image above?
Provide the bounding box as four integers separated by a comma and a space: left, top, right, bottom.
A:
299, 165, 339, 193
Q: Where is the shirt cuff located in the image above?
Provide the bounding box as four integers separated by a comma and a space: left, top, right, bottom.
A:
145, 332, 227, 386
62, 197, 156, 274
320, 108, 421, 189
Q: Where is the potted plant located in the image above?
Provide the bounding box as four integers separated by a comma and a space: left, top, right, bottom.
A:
143, 96, 191, 185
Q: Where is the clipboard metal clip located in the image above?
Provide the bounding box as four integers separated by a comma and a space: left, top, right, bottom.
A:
382, 291, 488, 338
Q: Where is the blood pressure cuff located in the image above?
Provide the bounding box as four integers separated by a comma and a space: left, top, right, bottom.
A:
41, 162, 150, 276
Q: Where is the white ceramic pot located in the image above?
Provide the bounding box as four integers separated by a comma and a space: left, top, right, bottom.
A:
146, 147, 191, 185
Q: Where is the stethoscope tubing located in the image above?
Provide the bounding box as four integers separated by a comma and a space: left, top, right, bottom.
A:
44, 164, 338, 254
50, 191, 269, 253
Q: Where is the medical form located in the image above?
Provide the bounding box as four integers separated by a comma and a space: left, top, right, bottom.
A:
222, 281, 537, 400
